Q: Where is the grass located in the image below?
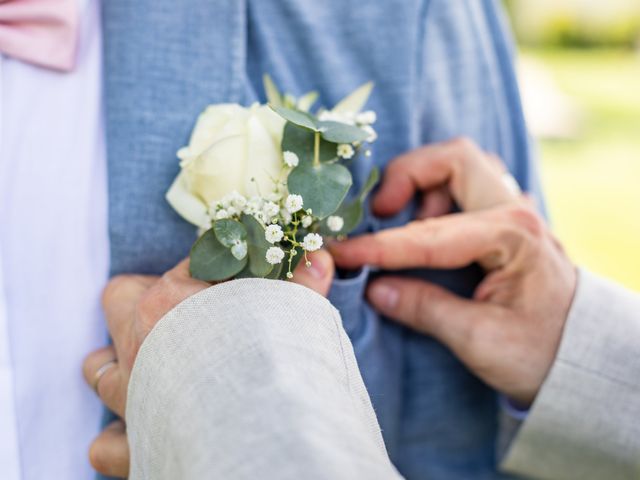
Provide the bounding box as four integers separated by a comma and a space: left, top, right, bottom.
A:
522, 48, 640, 290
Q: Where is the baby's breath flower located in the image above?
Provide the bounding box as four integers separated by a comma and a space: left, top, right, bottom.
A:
226, 206, 238, 217
265, 224, 284, 244
363, 125, 378, 143
327, 215, 344, 233
301, 233, 323, 252
286, 272, 294, 279
266, 247, 285, 265
215, 209, 230, 220
263, 201, 280, 220
244, 196, 264, 215
280, 208, 293, 225
356, 110, 377, 125
301, 215, 313, 228
283, 151, 300, 168
337, 144, 355, 159
285, 194, 304, 213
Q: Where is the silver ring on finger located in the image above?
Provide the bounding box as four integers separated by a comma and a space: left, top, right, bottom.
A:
92, 359, 118, 393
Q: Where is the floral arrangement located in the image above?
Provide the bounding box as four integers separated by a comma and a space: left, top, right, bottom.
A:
166, 76, 378, 281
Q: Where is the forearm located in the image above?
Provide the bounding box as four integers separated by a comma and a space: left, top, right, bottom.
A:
126, 279, 401, 480
501, 269, 640, 479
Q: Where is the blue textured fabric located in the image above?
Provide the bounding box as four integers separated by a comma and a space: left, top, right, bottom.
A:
102, 1, 540, 478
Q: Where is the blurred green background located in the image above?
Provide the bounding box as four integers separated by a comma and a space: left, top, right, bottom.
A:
505, 0, 640, 290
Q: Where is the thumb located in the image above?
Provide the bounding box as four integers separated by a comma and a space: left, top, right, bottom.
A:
367, 277, 498, 361
291, 249, 335, 297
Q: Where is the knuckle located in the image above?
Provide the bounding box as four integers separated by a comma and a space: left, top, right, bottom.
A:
450, 136, 480, 156
505, 205, 545, 238
101, 275, 133, 308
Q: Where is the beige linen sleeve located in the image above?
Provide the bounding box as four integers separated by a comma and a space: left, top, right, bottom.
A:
125, 278, 403, 480
501, 269, 640, 479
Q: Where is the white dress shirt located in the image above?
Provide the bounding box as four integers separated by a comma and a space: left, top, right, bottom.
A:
0, 0, 109, 478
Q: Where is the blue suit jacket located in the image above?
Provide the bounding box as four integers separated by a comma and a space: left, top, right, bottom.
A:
102, 1, 541, 478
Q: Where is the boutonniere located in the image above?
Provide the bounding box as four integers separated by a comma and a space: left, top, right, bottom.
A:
166, 76, 378, 281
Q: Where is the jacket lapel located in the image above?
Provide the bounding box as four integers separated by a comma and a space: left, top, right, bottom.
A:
103, 0, 247, 276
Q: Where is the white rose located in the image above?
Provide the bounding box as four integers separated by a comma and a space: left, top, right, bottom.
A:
166, 103, 285, 227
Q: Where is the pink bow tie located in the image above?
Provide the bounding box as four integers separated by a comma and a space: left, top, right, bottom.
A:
0, 0, 79, 71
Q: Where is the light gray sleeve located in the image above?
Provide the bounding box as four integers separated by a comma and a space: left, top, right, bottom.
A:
501, 269, 640, 479
126, 278, 403, 480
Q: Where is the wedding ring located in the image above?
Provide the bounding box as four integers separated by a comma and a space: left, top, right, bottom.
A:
502, 172, 522, 195
92, 359, 118, 393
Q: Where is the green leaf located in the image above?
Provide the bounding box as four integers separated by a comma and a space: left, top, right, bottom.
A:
213, 219, 247, 249
320, 167, 379, 236
241, 214, 274, 277
270, 106, 318, 131
282, 123, 337, 165
190, 229, 248, 281
360, 166, 379, 200
263, 74, 282, 108
332, 81, 374, 114
288, 162, 352, 219
265, 262, 283, 280
297, 91, 319, 112
318, 121, 369, 144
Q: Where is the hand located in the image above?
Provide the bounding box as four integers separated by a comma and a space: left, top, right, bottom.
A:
331, 138, 577, 407
82, 251, 335, 478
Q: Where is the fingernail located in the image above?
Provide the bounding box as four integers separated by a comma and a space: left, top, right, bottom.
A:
307, 259, 326, 280
369, 282, 399, 311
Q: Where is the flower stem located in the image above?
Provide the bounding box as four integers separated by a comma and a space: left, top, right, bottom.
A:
314, 131, 320, 167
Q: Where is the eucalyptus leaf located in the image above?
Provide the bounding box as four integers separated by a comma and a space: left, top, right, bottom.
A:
270, 106, 318, 131
318, 121, 369, 144
263, 74, 282, 108
190, 229, 248, 281
332, 82, 374, 114
297, 91, 319, 112
214, 219, 247, 249
320, 167, 379, 235
241, 214, 274, 277
282, 123, 337, 165
288, 163, 352, 219
265, 261, 283, 280
360, 166, 380, 201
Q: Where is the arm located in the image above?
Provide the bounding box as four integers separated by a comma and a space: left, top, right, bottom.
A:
125, 279, 402, 480
501, 269, 640, 479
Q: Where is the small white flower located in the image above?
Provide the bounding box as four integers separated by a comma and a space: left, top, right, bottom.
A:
318, 110, 356, 125
266, 247, 285, 265
286, 272, 294, 279
280, 208, 293, 225
263, 201, 280, 220
362, 125, 377, 143
226, 206, 238, 217
244, 196, 264, 215
283, 151, 300, 168
301, 215, 313, 228
301, 233, 323, 252
265, 224, 284, 244
215, 209, 229, 220
327, 215, 344, 233
285, 194, 304, 213
356, 110, 377, 125
224, 191, 247, 210
337, 144, 355, 159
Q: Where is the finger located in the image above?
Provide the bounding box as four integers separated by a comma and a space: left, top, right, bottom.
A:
373, 141, 459, 217
89, 420, 129, 479
102, 274, 158, 340
331, 209, 515, 271
417, 186, 453, 219
367, 277, 503, 364
291, 249, 335, 297
83, 346, 117, 391
373, 138, 517, 217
